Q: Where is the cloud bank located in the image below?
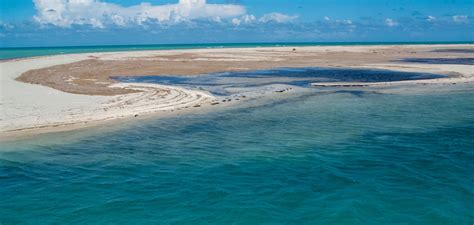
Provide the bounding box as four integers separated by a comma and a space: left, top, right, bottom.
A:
33, 0, 247, 28
453, 15, 469, 23
258, 13, 298, 23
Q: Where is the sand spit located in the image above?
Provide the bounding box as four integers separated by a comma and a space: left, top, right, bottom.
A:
1, 44, 473, 138
0, 54, 215, 139
15, 44, 474, 96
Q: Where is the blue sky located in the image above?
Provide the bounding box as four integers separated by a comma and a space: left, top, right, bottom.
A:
0, 0, 473, 47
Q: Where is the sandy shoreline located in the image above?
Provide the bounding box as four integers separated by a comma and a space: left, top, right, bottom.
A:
0, 54, 218, 140
1, 44, 473, 140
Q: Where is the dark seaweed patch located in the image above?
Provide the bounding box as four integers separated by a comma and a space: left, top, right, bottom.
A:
399, 58, 474, 65
431, 49, 474, 54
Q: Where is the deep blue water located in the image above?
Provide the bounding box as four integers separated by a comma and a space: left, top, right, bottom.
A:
1, 86, 474, 224
1, 41, 472, 60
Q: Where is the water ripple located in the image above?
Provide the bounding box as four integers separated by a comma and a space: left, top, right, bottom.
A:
1, 88, 474, 224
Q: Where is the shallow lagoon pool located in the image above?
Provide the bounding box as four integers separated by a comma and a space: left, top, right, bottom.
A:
113, 67, 445, 95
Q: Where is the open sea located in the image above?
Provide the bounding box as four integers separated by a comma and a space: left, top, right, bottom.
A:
1, 44, 474, 224
1, 41, 473, 60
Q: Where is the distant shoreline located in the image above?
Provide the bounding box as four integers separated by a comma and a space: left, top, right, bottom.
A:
1, 41, 473, 61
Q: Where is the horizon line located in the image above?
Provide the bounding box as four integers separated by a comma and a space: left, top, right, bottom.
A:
2, 41, 474, 50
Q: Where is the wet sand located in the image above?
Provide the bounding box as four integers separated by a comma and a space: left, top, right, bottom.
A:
1, 44, 473, 139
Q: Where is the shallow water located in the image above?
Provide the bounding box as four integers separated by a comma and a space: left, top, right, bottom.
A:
1, 85, 474, 224
113, 68, 444, 95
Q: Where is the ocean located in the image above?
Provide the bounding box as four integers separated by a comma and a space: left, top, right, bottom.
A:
1, 84, 473, 224
1, 41, 472, 60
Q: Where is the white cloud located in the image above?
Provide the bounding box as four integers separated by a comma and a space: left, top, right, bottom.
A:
453, 15, 468, 23
384, 18, 398, 27
324, 16, 331, 21
231, 14, 256, 26
33, 0, 246, 28
426, 16, 436, 22
336, 19, 352, 25
242, 14, 257, 24
231, 18, 241, 26
231, 13, 296, 26
259, 13, 298, 23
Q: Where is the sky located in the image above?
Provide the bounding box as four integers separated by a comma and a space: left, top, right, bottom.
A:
0, 0, 473, 47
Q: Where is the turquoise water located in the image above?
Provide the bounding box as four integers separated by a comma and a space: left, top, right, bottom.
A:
1, 41, 472, 60
1, 85, 474, 224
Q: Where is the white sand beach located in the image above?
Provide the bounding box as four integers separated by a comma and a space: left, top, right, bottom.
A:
0, 54, 215, 138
